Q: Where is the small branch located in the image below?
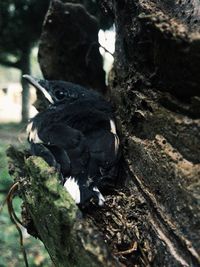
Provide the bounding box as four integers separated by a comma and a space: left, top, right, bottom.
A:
6, 182, 29, 267
115, 242, 138, 256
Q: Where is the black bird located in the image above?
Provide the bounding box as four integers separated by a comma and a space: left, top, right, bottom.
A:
23, 75, 120, 208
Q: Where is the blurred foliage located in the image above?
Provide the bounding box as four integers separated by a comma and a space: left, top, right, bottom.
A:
0, 48, 42, 86
0, 0, 111, 68
0, 0, 50, 122
0, 124, 52, 267
0, 142, 12, 191
0, 0, 50, 64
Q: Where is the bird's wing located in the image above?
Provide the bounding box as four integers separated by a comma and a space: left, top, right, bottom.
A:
27, 121, 104, 207
86, 119, 120, 190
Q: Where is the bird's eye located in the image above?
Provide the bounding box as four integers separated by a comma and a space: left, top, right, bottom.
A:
55, 90, 65, 100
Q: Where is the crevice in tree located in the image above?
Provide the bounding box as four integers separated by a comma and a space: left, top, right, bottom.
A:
5, 0, 200, 266
127, 169, 200, 267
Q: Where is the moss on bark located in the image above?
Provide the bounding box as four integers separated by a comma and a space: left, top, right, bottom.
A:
7, 147, 118, 267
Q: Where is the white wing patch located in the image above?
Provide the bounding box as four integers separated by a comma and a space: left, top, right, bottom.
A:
110, 119, 119, 155
27, 121, 42, 143
64, 177, 105, 206
64, 177, 81, 204
114, 134, 119, 155
93, 187, 105, 206
26, 121, 33, 134
110, 119, 117, 134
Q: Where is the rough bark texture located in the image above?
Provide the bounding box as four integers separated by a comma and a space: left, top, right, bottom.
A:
112, 0, 200, 99
7, 146, 118, 267
107, 0, 200, 266
38, 0, 106, 94
8, 0, 200, 266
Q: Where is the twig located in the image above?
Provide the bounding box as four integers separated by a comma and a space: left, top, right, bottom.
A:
6, 182, 29, 267
115, 241, 138, 255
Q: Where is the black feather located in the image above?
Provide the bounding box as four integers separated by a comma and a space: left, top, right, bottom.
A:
27, 79, 120, 208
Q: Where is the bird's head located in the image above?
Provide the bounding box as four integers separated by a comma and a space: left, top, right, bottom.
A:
23, 75, 94, 105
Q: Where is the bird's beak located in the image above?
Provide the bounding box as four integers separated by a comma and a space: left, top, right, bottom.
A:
23, 74, 54, 104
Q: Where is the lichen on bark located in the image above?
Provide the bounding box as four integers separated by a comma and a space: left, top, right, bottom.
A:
7, 146, 118, 267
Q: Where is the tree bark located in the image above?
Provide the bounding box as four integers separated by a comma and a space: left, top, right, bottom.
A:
7, 1, 200, 266
38, 0, 106, 94
107, 0, 200, 266
7, 146, 119, 267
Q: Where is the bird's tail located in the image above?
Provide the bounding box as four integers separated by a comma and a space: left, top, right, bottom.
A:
64, 176, 105, 207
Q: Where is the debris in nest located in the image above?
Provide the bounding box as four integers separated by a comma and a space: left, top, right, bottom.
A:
115, 241, 138, 255
89, 187, 154, 267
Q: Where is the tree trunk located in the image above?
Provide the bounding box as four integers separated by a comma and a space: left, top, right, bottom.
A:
38, 0, 106, 94
21, 49, 31, 123
7, 147, 119, 267
7, 1, 200, 266
107, 1, 200, 266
